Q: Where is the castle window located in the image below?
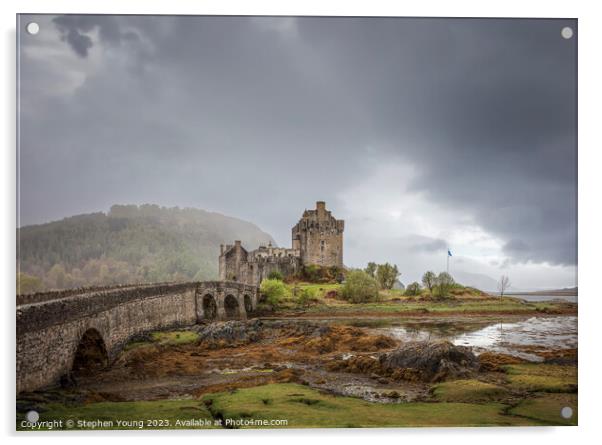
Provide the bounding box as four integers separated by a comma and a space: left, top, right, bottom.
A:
320, 240, 325, 252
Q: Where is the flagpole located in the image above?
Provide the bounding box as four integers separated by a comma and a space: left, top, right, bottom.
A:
446, 250, 449, 274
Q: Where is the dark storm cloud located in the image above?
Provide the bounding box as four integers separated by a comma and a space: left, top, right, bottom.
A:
404, 236, 447, 254
18, 15, 576, 270
52, 15, 137, 57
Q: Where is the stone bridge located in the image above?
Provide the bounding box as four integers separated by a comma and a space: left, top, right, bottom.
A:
16, 281, 259, 393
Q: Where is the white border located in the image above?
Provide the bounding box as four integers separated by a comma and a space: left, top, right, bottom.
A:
2, 1, 601, 444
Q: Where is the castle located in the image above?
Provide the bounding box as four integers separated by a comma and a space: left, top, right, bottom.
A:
219, 201, 344, 286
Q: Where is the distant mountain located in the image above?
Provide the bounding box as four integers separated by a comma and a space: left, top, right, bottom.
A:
451, 270, 499, 292
507, 287, 578, 296
17, 204, 275, 293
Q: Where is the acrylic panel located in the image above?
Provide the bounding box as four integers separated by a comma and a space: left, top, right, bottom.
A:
16, 14, 577, 430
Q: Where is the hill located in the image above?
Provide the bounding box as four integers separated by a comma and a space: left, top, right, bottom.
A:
17, 204, 275, 293
451, 270, 499, 292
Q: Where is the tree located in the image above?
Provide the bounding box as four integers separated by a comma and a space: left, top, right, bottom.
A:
498, 275, 511, 302
405, 282, 421, 296
46, 264, 67, 289
17, 272, 42, 294
260, 279, 290, 307
341, 270, 381, 303
435, 272, 455, 299
422, 271, 436, 294
267, 270, 284, 281
376, 263, 400, 290
364, 262, 377, 278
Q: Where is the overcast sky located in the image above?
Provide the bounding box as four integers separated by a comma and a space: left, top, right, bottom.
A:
18, 15, 577, 290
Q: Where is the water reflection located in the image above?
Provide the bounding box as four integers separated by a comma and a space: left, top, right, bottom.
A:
377, 316, 577, 361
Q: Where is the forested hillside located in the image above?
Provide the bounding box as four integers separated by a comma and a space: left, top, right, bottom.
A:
17, 204, 275, 293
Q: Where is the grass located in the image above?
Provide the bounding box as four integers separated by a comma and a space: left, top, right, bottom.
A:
17, 375, 578, 430
509, 393, 577, 426
432, 379, 509, 403
275, 281, 573, 316
17, 399, 217, 430
150, 330, 199, 345
303, 299, 553, 315
504, 364, 577, 393
202, 383, 542, 428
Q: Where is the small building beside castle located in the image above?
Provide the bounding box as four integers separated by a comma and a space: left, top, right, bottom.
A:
219, 201, 344, 286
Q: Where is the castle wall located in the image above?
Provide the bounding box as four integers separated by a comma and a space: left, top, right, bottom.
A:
242, 256, 301, 286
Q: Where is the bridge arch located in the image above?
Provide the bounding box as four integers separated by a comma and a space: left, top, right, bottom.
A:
243, 294, 253, 314
71, 328, 108, 377
202, 293, 218, 320
224, 294, 240, 319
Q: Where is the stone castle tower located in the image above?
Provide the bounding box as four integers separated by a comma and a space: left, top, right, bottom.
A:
219, 201, 344, 285
292, 201, 344, 268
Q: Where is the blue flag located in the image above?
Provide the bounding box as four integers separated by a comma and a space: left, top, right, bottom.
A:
448, 249, 452, 257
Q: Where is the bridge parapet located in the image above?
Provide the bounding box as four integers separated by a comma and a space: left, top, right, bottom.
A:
16, 282, 181, 306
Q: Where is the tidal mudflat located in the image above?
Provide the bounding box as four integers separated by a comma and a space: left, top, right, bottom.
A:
17, 293, 577, 430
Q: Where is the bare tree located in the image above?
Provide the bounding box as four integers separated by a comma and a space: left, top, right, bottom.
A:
498, 275, 510, 302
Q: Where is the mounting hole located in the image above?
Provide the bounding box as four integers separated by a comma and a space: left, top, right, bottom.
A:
26, 410, 39, 423
26, 22, 40, 35
560, 406, 573, 419
561, 26, 573, 40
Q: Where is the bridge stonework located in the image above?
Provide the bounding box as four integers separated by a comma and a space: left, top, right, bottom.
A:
16, 281, 258, 393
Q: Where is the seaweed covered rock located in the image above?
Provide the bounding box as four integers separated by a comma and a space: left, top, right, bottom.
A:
195, 320, 263, 344
379, 341, 478, 382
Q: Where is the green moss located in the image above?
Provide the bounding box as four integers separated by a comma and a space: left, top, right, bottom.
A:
16, 399, 217, 430
202, 383, 542, 428
509, 393, 577, 426
150, 330, 199, 345
432, 379, 509, 402
504, 364, 577, 393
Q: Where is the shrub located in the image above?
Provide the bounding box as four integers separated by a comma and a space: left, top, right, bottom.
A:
329, 266, 346, 283
405, 282, 422, 296
341, 270, 381, 303
434, 272, 455, 299
297, 287, 317, 308
301, 264, 322, 282
297, 264, 344, 283
260, 279, 290, 307
267, 270, 284, 281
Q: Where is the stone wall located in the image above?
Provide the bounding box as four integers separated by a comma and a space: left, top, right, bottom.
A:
243, 256, 301, 286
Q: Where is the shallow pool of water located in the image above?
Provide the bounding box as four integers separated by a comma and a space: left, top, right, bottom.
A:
377, 316, 577, 361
